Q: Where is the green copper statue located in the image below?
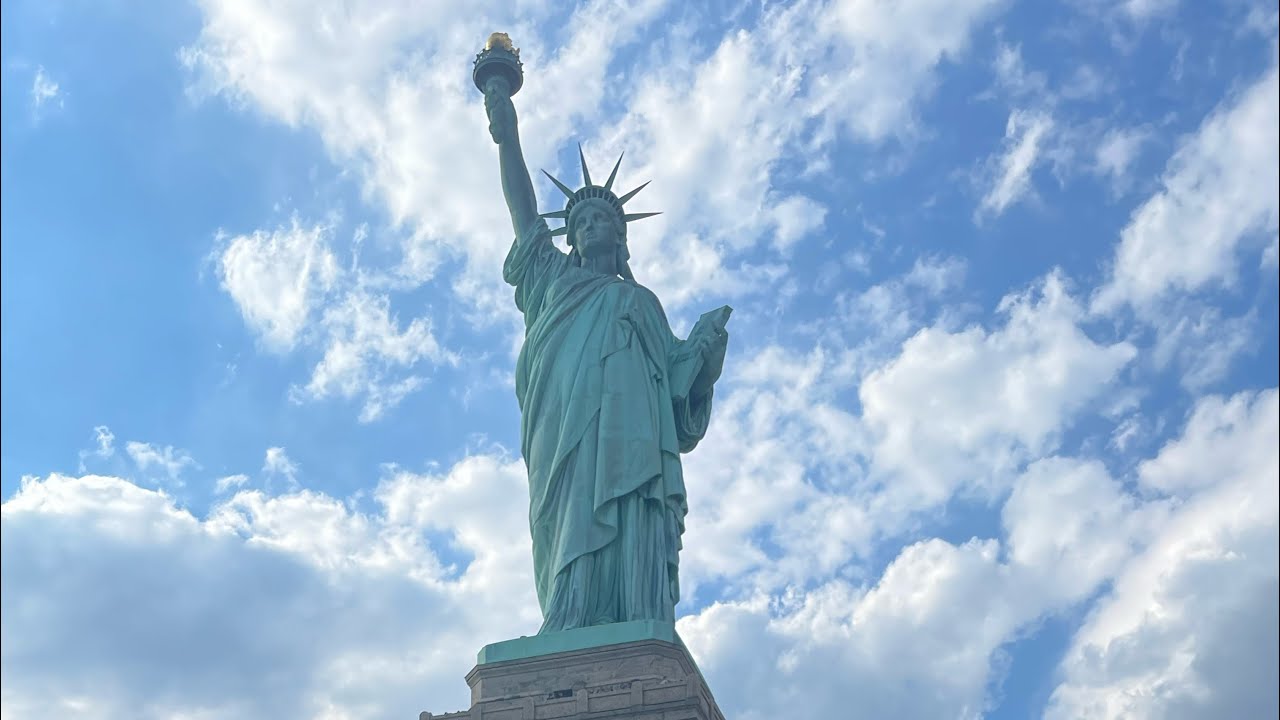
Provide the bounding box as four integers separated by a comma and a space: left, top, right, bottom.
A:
475, 33, 731, 634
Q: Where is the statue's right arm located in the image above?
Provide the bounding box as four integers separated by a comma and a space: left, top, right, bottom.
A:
485, 76, 539, 240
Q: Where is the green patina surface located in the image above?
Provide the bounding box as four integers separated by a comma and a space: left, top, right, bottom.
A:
477, 620, 682, 665
474, 33, 732, 637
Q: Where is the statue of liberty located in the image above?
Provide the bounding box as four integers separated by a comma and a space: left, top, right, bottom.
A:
475, 34, 731, 634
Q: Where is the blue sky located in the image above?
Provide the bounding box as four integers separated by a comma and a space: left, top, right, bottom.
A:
2, 1, 1277, 718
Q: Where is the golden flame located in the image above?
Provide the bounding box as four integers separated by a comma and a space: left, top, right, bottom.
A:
485, 32, 515, 52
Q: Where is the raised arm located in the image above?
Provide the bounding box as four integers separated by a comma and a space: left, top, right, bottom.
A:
484, 75, 539, 239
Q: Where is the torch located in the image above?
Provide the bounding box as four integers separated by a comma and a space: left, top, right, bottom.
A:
472, 32, 524, 98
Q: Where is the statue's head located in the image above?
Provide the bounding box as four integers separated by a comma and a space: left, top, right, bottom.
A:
540, 146, 660, 281
568, 198, 626, 260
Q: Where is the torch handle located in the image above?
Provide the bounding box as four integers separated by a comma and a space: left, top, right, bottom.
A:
483, 77, 517, 146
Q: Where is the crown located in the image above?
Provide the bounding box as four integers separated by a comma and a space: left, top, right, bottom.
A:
539, 145, 660, 241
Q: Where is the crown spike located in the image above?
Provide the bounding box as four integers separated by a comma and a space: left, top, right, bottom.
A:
604, 153, 624, 190
549, 226, 569, 237
542, 169, 576, 199
539, 209, 570, 219
578, 144, 592, 187
622, 211, 661, 222
617, 180, 651, 206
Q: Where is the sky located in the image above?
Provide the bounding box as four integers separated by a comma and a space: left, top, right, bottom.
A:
1, 0, 1277, 718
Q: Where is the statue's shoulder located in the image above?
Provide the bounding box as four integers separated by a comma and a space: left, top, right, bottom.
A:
626, 281, 671, 323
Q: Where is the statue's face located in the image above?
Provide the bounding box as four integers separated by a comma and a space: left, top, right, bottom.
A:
572, 202, 621, 259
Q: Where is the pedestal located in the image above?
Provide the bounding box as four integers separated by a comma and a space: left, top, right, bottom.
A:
420, 621, 725, 720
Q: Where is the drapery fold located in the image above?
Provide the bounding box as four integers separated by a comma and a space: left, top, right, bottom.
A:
503, 220, 712, 632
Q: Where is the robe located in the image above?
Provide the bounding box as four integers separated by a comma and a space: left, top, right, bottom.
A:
503, 219, 713, 633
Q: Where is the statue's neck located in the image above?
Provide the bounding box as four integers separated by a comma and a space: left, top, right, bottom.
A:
582, 252, 619, 278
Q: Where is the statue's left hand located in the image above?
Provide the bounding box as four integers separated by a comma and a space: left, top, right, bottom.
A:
691, 327, 729, 397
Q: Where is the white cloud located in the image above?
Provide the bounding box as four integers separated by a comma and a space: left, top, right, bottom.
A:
124, 441, 198, 483
832, 254, 968, 347
991, 43, 1047, 98
678, 541, 1015, 720
184, 0, 675, 313
1262, 233, 1279, 269
216, 218, 453, 420
976, 109, 1053, 221
1243, 5, 1279, 37
1137, 388, 1277, 495
1047, 389, 1279, 719
1110, 414, 1143, 452
673, 267, 1135, 604
1, 455, 537, 719
78, 425, 116, 472
1123, 0, 1178, 22
814, 0, 1008, 142
681, 456, 1150, 719
674, 342, 863, 596
1093, 62, 1279, 313
184, 0, 1007, 321
261, 447, 299, 489
7, 366, 1270, 720
295, 286, 453, 422
3, 449, 1150, 720
769, 195, 827, 252
860, 271, 1136, 510
215, 219, 339, 352
679, 385, 1276, 719
1061, 64, 1109, 101
30, 66, 61, 111
1002, 457, 1154, 606
1094, 126, 1149, 194
93, 426, 116, 456
213, 474, 249, 494
1150, 306, 1255, 391
600, 0, 1006, 305
185, 0, 1014, 424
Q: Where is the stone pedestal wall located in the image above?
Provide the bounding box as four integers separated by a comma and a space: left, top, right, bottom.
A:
420, 631, 724, 720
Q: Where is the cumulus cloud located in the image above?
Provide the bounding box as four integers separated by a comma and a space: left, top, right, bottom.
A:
599, 0, 1005, 305
679, 455, 1157, 720
0, 447, 1161, 720
184, 0, 1006, 321
184, 0, 675, 316
860, 271, 1136, 509
4, 320, 1273, 720
1, 455, 537, 720
1093, 61, 1279, 313
818, 254, 969, 359
814, 0, 1007, 142
215, 219, 340, 352
1047, 389, 1279, 719
11, 3, 1271, 720
672, 267, 1136, 604
677, 386, 1277, 719
294, 286, 452, 422
186, 0, 1014, 423
216, 219, 453, 420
